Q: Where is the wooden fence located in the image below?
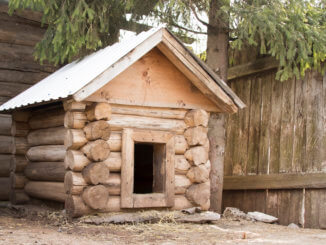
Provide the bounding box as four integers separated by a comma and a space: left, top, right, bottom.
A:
223, 67, 326, 228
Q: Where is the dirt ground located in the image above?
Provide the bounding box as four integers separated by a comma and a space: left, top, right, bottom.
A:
0, 204, 326, 245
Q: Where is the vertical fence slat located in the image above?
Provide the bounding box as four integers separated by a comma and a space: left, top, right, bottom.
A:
247, 76, 262, 174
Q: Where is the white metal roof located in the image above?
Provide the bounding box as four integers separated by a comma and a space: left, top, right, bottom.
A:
0, 27, 245, 112
0, 27, 161, 111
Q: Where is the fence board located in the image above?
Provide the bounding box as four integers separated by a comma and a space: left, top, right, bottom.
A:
247, 76, 261, 174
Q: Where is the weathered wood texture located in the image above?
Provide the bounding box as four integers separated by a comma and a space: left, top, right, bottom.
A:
0, 7, 54, 107
24, 181, 66, 203
223, 70, 326, 228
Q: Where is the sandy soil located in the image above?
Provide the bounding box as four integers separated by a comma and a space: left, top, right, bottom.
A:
0, 205, 326, 245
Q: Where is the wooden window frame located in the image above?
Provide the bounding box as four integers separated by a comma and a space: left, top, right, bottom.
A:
121, 128, 175, 208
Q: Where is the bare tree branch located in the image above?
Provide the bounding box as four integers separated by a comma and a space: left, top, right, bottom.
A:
170, 22, 207, 35
189, 0, 210, 26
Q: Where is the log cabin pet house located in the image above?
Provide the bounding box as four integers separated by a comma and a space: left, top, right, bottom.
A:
0, 27, 244, 217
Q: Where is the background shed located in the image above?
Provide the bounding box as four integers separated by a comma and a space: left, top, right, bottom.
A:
0, 2, 56, 202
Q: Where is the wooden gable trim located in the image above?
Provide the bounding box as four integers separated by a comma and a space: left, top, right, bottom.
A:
158, 29, 238, 114
73, 29, 164, 102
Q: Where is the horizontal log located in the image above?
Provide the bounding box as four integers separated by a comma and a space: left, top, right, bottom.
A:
82, 162, 110, 185
64, 111, 87, 129
107, 132, 121, 152
224, 173, 326, 190
0, 81, 30, 98
11, 121, 29, 137
0, 154, 12, 177
105, 173, 121, 196
0, 42, 55, 73
10, 189, 30, 205
86, 102, 111, 121
64, 150, 90, 171
172, 195, 192, 210
10, 172, 27, 189
28, 127, 66, 146
0, 136, 28, 154
65, 194, 92, 218
64, 171, 87, 194
12, 110, 30, 122
64, 129, 87, 150
0, 135, 14, 154
0, 5, 43, 24
14, 137, 29, 155
175, 155, 191, 175
10, 155, 28, 173
26, 145, 66, 162
175, 135, 188, 154
29, 108, 65, 129
108, 114, 187, 134
111, 104, 187, 119
81, 140, 110, 162
0, 114, 11, 136
0, 177, 10, 200
24, 161, 65, 182
0, 15, 44, 46
83, 120, 111, 141
228, 56, 278, 80
63, 100, 87, 111
101, 152, 121, 172
24, 181, 66, 203
0, 69, 48, 85
100, 196, 121, 212
82, 185, 109, 210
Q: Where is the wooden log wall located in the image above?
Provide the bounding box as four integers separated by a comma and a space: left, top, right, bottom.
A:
223, 69, 326, 228
0, 3, 56, 202
22, 105, 66, 203
64, 101, 212, 217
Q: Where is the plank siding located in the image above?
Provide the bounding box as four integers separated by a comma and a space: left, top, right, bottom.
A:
223, 70, 326, 228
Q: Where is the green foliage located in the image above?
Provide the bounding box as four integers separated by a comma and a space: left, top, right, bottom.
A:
229, 0, 326, 81
8, 0, 158, 65
156, 0, 326, 81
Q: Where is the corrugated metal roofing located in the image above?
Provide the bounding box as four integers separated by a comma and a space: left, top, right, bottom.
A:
0, 27, 161, 111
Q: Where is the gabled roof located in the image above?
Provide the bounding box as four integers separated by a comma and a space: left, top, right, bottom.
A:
0, 27, 245, 113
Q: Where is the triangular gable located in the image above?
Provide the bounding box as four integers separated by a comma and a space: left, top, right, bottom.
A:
86, 48, 221, 112
0, 27, 244, 113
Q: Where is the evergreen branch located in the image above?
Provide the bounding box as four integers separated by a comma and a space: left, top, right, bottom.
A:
170, 22, 207, 35
189, 1, 209, 26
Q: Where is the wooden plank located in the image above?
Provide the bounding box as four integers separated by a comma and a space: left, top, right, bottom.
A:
247, 76, 261, 174
133, 193, 167, 208
288, 190, 303, 225
165, 134, 175, 206
108, 114, 187, 134
279, 77, 295, 173
266, 190, 279, 218
111, 104, 187, 119
228, 57, 279, 80
223, 82, 238, 176
86, 48, 221, 113
0, 15, 45, 46
0, 43, 55, 73
0, 114, 11, 136
0, 69, 48, 85
258, 73, 272, 174
121, 128, 134, 208
269, 76, 283, 173
305, 72, 324, 171
292, 77, 306, 172
132, 130, 174, 144
277, 190, 291, 225
74, 29, 164, 102
224, 173, 326, 190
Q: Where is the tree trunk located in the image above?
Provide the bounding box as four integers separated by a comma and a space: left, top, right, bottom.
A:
206, 0, 229, 213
